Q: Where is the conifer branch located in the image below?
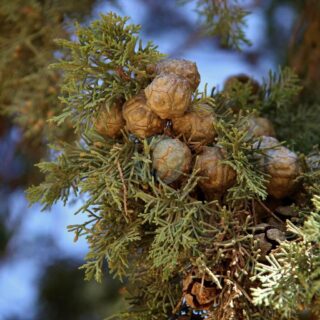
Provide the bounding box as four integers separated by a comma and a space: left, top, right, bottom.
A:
178, 0, 251, 50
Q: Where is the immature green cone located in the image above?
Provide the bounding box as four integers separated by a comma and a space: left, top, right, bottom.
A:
172, 104, 217, 147
194, 146, 236, 194
155, 58, 200, 91
253, 136, 300, 199
122, 93, 165, 139
94, 103, 125, 138
152, 138, 192, 183
144, 73, 192, 119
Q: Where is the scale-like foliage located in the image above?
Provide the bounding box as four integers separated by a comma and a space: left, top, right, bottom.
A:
51, 13, 164, 131
178, 0, 251, 50
215, 117, 269, 202
0, 0, 96, 188
26, 11, 320, 320
261, 68, 320, 152
252, 195, 320, 318
0, 0, 95, 142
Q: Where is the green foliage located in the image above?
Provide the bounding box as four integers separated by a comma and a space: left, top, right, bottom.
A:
51, 12, 164, 131
221, 80, 262, 112
0, 0, 95, 187
2, 1, 320, 319
137, 172, 213, 279
261, 67, 302, 113
26, 10, 320, 320
302, 195, 320, 242
252, 194, 320, 318
26, 154, 78, 210
261, 67, 320, 152
27, 131, 202, 318
0, 0, 95, 144
252, 241, 318, 319
215, 116, 269, 203
223, 67, 320, 153
178, 0, 251, 50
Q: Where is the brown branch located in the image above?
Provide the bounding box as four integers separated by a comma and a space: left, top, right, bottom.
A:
115, 67, 131, 81
116, 160, 130, 222
257, 199, 283, 224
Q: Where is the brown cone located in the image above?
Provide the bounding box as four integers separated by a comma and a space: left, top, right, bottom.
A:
122, 93, 165, 139
194, 146, 236, 194
95, 103, 125, 138
152, 138, 192, 184
145, 73, 192, 119
155, 58, 200, 91
172, 104, 217, 146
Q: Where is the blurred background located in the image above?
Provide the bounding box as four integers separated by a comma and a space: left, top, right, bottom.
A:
0, 0, 310, 319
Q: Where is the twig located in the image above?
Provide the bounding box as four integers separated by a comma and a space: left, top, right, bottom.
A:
200, 274, 205, 296
252, 199, 257, 226
116, 160, 130, 222
257, 199, 283, 224
204, 266, 222, 289
115, 66, 131, 81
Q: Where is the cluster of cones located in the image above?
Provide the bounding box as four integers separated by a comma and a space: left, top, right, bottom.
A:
94, 58, 320, 317
95, 58, 301, 202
